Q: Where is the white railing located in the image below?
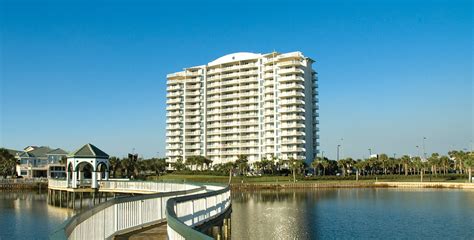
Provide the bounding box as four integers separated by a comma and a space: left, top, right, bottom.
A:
167, 185, 231, 240
50, 181, 208, 240
48, 179, 69, 188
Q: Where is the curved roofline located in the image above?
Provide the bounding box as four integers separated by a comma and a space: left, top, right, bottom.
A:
208, 52, 261, 66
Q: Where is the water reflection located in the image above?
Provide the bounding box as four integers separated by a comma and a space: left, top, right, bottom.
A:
0, 191, 74, 239
231, 189, 474, 240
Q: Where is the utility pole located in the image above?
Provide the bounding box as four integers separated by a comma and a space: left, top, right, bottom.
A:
340, 138, 344, 159
416, 146, 420, 159
337, 145, 341, 162
422, 137, 427, 160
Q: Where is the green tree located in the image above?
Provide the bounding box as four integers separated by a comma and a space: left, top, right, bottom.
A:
321, 159, 330, 176
400, 155, 411, 176
235, 155, 249, 175
428, 153, 440, 176
288, 158, 304, 182
172, 157, 186, 171
108, 157, 121, 178
0, 148, 17, 178
464, 152, 473, 183
439, 155, 451, 175
311, 157, 323, 176
378, 154, 389, 175
354, 160, 366, 181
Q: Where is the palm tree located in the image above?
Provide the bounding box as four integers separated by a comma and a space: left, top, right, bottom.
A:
311, 157, 323, 176
464, 153, 473, 183
439, 156, 450, 175
379, 154, 389, 175
400, 155, 411, 176
428, 153, 440, 176
288, 158, 303, 182
321, 159, 330, 176
172, 157, 186, 171
108, 157, 121, 178
337, 158, 353, 176
235, 155, 249, 175
412, 157, 424, 181
354, 160, 366, 181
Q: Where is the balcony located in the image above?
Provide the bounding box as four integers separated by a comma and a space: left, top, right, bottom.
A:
239, 84, 258, 90
207, 110, 221, 115
240, 121, 258, 126
280, 91, 305, 98
278, 60, 301, 67
185, 90, 200, 96
279, 76, 304, 82
239, 70, 258, 76
264, 73, 274, 79
281, 131, 305, 137
221, 94, 239, 100
166, 98, 182, 104
280, 83, 304, 90
240, 91, 258, 97
280, 99, 305, 106
280, 115, 305, 121
281, 139, 305, 145
166, 85, 182, 91
279, 67, 304, 75
281, 123, 305, 129
221, 72, 240, 79
221, 114, 239, 120
220, 86, 240, 93
281, 147, 306, 153
241, 135, 258, 140
280, 107, 306, 113
240, 113, 258, 119
221, 79, 240, 87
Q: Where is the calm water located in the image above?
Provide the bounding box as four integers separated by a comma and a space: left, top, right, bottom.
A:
0, 189, 473, 239
0, 191, 73, 240
231, 189, 474, 240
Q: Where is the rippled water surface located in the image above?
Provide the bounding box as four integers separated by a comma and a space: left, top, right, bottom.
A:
1, 189, 473, 239
231, 188, 474, 240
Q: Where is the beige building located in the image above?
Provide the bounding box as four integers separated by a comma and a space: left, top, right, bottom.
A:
166, 52, 319, 165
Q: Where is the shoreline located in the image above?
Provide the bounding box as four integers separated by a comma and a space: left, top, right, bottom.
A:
1, 180, 472, 191
230, 181, 474, 190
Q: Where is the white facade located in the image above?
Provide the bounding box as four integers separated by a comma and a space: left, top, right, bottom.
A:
166, 51, 319, 165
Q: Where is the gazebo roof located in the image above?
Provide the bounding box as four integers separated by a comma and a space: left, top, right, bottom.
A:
68, 143, 109, 159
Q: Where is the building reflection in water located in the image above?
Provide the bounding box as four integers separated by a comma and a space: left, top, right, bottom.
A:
231, 188, 474, 240
0, 191, 74, 239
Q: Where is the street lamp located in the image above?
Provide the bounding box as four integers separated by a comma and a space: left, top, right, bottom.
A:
416, 145, 420, 159
368, 148, 372, 158
422, 137, 427, 160
337, 145, 341, 161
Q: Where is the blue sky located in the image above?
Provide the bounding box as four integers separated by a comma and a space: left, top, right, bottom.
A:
1, 0, 472, 159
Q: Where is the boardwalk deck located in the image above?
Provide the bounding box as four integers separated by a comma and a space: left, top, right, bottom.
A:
114, 223, 168, 240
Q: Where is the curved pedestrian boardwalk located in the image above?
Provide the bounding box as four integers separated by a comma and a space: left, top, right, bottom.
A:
49, 180, 231, 240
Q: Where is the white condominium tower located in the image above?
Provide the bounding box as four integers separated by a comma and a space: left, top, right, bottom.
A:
166, 51, 319, 165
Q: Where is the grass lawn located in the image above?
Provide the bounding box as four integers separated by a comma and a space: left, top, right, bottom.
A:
147, 173, 470, 184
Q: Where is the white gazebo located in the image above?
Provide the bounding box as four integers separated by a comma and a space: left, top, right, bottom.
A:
66, 143, 110, 189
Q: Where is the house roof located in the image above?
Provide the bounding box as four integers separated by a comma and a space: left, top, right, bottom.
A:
47, 148, 68, 155
68, 143, 109, 159
21, 146, 53, 158
5, 148, 22, 156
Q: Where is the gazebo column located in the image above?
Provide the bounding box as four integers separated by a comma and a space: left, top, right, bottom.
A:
91, 171, 98, 189
105, 172, 109, 180
72, 171, 78, 188
66, 169, 70, 185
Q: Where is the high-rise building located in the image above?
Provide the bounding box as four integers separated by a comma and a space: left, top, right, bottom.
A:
166, 51, 319, 165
